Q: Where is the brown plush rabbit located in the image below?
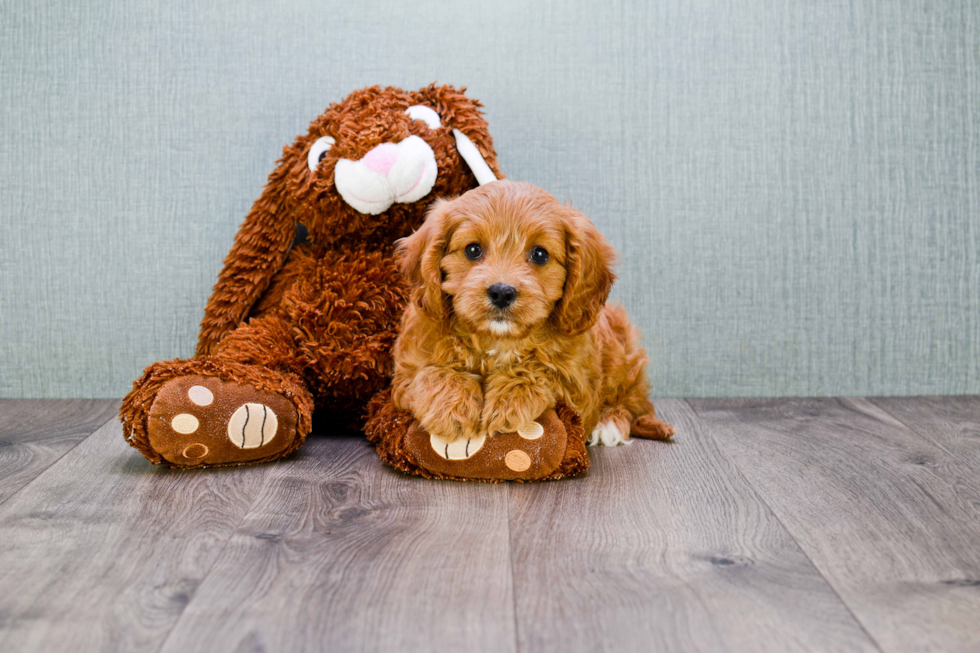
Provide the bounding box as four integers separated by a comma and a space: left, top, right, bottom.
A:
120, 84, 504, 468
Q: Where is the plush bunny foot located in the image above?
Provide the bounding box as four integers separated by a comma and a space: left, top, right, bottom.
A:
143, 375, 300, 468
121, 358, 314, 468
365, 389, 589, 482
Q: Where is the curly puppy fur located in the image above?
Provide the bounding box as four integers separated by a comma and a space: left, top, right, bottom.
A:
121, 85, 501, 465
391, 180, 674, 447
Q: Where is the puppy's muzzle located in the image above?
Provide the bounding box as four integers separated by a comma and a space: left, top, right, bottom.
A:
487, 283, 517, 310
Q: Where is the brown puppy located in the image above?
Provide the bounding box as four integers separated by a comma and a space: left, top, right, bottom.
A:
392, 180, 674, 447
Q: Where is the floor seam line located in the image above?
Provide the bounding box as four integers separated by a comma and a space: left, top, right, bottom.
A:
506, 483, 521, 653
683, 398, 887, 653
861, 397, 960, 460
0, 401, 120, 511
152, 462, 279, 653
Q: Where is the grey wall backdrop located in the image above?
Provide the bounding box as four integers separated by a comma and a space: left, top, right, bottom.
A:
2, 0, 978, 399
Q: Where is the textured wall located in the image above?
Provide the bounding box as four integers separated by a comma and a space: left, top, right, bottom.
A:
1, 0, 978, 398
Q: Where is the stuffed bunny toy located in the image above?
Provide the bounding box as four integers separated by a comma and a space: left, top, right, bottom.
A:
121, 84, 505, 468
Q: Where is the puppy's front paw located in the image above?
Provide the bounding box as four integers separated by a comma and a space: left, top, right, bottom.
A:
411, 368, 483, 443
482, 383, 552, 436
417, 391, 482, 442
420, 412, 480, 444
482, 407, 524, 437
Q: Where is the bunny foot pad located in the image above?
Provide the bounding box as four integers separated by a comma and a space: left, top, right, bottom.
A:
365, 390, 589, 482
146, 375, 301, 468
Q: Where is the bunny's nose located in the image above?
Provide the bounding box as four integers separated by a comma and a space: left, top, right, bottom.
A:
361, 143, 399, 176
487, 284, 517, 309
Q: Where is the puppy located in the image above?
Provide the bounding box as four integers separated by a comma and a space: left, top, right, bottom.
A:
391, 180, 674, 447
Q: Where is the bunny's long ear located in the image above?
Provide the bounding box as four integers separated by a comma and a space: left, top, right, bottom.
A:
395, 199, 454, 322
550, 209, 617, 336
453, 129, 497, 186
196, 162, 297, 356
411, 84, 503, 186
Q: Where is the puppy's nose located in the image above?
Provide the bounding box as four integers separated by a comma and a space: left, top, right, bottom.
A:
487, 283, 517, 309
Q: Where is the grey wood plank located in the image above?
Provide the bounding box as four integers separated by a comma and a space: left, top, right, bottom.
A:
0, 417, 276, 653
867, 396, 980, 464
689, 397, 980, 653
158, 435, 516, 653
508, 399, 877, 653
0, 399, 119, 504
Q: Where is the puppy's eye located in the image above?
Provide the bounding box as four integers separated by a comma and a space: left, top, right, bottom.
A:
406, 105, 442, 129
307, 136, 335, 172
530, 246, 549, 265
464, 243, 483, 260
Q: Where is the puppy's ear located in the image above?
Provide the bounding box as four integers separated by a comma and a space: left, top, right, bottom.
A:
550, 208, 617, 336
396, 199, 453, 320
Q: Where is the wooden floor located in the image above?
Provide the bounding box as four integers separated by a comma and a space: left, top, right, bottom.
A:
0, 397, 977, 652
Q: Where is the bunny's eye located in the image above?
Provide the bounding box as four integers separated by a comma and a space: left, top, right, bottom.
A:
406, 105, 442, 129
307, 136, 335, 172
464, 243, 483, 260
